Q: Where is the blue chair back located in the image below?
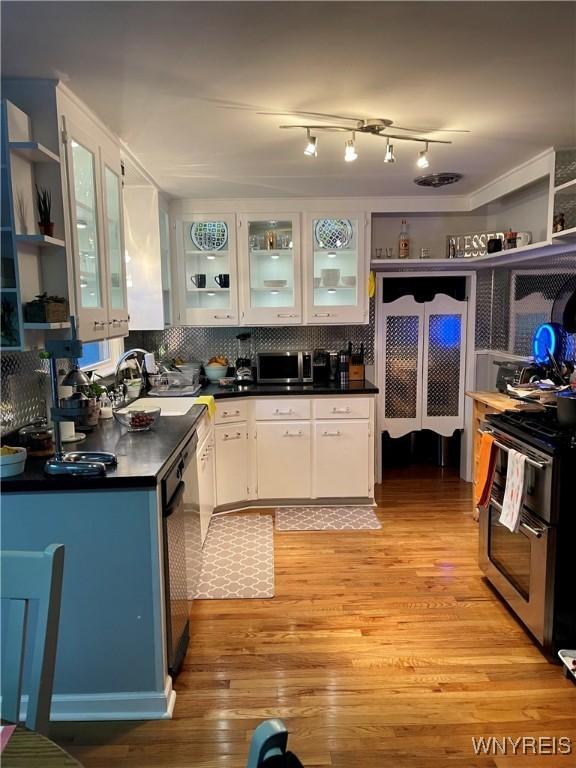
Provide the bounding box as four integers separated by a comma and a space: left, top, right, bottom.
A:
1, 543, 64, 734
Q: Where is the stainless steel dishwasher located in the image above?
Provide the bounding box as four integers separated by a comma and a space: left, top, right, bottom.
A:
162, 431, 201, 676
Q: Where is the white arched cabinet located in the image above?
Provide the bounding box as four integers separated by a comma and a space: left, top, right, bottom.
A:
379, 294, 467, 438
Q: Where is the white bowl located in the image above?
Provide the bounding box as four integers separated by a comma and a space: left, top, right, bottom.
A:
321, 268, 340, 288
341, 275, 356, 287
205, 364, 228, 382
0, 446, 27, 477
263, 279, 287, 288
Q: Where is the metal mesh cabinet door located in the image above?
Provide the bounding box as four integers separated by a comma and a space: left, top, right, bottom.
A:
422, 294, 468, 436
379, 296, 425, 438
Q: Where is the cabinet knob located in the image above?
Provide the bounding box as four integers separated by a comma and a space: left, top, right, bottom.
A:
93, 321, 105, 329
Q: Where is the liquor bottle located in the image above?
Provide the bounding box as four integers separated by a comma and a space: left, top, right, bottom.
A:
399, 219, 409, 259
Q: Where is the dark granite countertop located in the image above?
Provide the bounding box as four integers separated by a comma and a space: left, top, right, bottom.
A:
2, 404, 206, 493
201, 379, 379, 398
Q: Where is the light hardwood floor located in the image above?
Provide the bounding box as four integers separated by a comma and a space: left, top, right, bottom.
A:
53, 467, 576, 767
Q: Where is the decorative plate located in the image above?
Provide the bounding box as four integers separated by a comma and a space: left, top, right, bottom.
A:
314, 218, 353, 249
190, 221, 228, 251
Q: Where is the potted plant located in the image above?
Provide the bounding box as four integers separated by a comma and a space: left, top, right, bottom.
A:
23, 292, 69, 323
35, 185, 54, 237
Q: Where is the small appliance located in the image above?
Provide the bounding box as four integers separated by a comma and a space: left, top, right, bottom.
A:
235, 333, 254, 384
256, 351, 313, 384
312, 349, 331, 384
494, 360, 544, 393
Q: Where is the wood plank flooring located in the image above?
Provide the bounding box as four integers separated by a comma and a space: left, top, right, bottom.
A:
52, 467, 576, 767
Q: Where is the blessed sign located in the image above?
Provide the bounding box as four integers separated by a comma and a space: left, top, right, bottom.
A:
446, 231, 504, 258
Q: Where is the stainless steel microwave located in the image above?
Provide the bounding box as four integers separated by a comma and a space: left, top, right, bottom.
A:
256, 351, 313, 384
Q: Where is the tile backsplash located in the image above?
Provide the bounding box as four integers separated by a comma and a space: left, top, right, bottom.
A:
127, 300, 376, 366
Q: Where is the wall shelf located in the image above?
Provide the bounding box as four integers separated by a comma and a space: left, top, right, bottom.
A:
9, 141, 60, 164
22, 321, 71, 330
15, 234, 66, 248
371, 240, 576, 271
552, 226, 576, 241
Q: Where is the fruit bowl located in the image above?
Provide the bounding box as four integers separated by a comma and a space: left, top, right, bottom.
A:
113, 406, 161, 432
205, 364, 228, 382
0, 445, 27, 477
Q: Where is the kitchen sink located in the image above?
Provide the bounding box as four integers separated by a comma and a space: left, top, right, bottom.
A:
122, 397, 197, 416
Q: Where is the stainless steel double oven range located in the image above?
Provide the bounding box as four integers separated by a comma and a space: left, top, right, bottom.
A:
478, 410, 575, 654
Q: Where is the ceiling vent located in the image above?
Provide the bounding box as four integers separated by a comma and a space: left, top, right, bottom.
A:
414, 172, 463, 188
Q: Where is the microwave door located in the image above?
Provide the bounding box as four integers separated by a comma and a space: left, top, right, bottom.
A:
257, 354, 300, 383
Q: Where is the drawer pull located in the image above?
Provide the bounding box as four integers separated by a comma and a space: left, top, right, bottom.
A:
277, 313, 297, 318
274, 408, 294, 415
93, 320, 105, 329
322, 430, 341, 437
223, 432, 242, 441
222, 410, 240, 417
213, 314, 232, 319
331, 406, 351, 414
313, 312, 334, 318
283, 430, 303, 437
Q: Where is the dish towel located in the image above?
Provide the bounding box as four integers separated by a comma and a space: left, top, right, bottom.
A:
474, 433, 496, 508
499, 448, 527, 532
194, 395, 216, 419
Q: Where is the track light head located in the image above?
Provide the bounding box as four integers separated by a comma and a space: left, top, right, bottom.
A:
304, 129, 317, 157
344, 135, 358, 162
416, 142, 430, 169
384, 140, 395, 164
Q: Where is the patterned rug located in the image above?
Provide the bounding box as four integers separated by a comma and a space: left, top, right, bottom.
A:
194, 513, 274, 599
275, 506, 381, 531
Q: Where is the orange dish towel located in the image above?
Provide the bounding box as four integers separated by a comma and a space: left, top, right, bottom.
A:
475, 433, 496, 508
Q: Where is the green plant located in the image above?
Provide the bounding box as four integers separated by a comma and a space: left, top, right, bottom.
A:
27, 292, 66, 306
35, 185, 52, 225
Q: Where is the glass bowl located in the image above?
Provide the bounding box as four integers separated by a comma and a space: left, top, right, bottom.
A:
113, 406, 161, 432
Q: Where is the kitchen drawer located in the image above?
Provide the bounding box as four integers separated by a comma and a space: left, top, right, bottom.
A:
313, 397, 370, 420
215, 400, 249, 425
255, 398, 311, 421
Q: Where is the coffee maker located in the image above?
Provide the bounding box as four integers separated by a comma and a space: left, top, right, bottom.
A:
313, 349, 330, 384
235, 333, 254, 384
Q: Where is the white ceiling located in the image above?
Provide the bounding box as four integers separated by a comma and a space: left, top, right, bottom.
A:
2, 2, 575, 200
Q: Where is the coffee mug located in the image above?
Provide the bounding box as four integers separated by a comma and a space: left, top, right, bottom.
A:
191, 273, 206, 288
516, 231, 532, 248
215, 274, 230, 288
487, 238, 502, 254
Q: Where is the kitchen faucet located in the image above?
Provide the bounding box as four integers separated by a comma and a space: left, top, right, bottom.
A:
114, 348, 150, 398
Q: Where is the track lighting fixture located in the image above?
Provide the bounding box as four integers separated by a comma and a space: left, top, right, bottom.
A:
344, 135, 358, 162
384, 139, 395, 164
304, 129, 317, 157
416, 142, 430, 169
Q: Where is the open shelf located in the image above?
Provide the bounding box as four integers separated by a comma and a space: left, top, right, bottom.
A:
552, 226, 576, 241
371, 240, 576, 271
23, 321, 71, 330
15, 234, 66, 248
186, 287, 229, 293
9, 141, 60, 164
554, 178, 576, 195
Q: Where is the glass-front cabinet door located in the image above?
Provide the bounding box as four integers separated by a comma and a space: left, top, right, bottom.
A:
179, 213, 238, 326
66, 120, 109, 340
100, 144, 128, 337
239, 214, 301, 325
305, 213, 368, 324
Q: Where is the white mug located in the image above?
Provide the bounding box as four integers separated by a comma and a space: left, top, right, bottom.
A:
516, 231, 532, 248
60, 421, 75, 440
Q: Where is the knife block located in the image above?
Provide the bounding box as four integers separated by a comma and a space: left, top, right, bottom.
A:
349, 363, 365, 381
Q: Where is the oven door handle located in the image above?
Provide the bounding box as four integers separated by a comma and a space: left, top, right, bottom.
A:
489, 498, 546, 539
478, 429, 550, 470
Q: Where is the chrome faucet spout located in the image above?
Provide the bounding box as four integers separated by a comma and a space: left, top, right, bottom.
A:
114, 348, 150, 398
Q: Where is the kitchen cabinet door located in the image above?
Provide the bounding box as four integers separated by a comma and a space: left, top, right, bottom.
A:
313, 421, 370, 498
256, 422, 311, 499
239, 214, 302, 325
304, 213, 369, 325
63, 118, 109, 340
197, 434, 215, 545
100, 143, 128, 337
214, 423, 249, 507
177, 213, 239, 326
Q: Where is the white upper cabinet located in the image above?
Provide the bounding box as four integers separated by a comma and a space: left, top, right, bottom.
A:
304, 213, 369, 324
100, 144, 128, 337
238, 213, 301, 325
177, 213, 239, 326
63, 116, 110, 341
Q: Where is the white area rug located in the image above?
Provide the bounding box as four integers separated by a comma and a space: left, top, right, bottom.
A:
194, 513, 274, 599
275, 506, 381, 531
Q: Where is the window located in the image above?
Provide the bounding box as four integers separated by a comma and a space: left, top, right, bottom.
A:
78, 337, 124, 375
